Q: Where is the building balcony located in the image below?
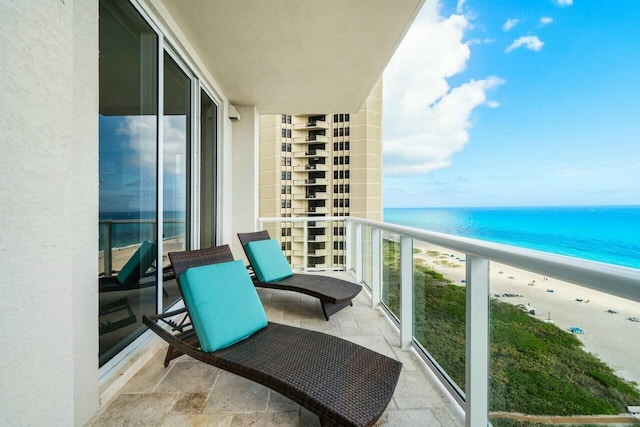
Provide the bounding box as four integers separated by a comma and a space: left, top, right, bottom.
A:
293, 178, 328, 186
307, 206, 328, 214
292, 135, 329, 144
95, 215, 640, 427
293, 120, 330, 130
292, 220, 329, 228
292, 164, 329, 173
292, 150, 329, 158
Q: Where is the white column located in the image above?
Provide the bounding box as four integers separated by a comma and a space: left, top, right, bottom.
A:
465, 256, 490, 427
354, 222, 363, 283
400, 236, 413, 349
230, 105, 259, 258
345, 219, 353, 272
371, 227, 381, 307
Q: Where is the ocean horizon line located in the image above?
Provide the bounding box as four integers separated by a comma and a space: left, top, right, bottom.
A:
384, 203, 640, 210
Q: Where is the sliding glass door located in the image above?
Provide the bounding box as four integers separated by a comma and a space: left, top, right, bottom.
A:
98, 0, 158, 366
98, 0, 220, 368
162, 52, 192, 311
200, 89, 218, 249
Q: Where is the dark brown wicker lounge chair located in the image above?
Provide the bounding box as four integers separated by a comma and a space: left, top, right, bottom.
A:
142, 245, 402, 427
237, 231, 362, 320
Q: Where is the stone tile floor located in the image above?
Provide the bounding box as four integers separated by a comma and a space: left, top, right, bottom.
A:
91, 274, 464, 426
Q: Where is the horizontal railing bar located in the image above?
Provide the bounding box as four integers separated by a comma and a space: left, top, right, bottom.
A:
259, 216, 346, 223
346, 217, 640, 303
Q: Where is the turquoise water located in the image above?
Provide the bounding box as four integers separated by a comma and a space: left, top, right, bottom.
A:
384, 206, 640, 270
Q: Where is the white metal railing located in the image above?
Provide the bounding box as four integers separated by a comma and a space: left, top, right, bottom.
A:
259, 216, 640, 427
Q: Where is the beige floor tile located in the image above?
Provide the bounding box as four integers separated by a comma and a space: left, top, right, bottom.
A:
169, 392, 208, 414
376, 408, 446, 426
155, 359, 220, 393
282, 302, 319, 322
393, 369, 446, 410
119, 348, 172, 394
229, 411, 300, 426
340, 326, 382, 336
159, 413, 233, 427
203, 373, 269, 413
92, 393, 178, 426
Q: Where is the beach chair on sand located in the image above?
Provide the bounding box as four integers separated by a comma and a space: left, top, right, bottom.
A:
142, 245, 402, 427
237, 231, 362, 320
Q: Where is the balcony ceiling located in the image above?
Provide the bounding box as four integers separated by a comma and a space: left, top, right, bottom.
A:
158, 0, 425, 114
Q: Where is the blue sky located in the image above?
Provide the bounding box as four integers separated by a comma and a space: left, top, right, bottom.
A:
383, 0, 640, 208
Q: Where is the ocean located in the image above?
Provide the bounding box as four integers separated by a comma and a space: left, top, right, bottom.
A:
384, 205, 640, 270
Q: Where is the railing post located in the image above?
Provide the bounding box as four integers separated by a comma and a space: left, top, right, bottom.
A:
303, 220, 308, 273
354, 222, 363, 283
345, 219, 353, 272
465, 255, 490, 427
371, 227, 381, 308
400, 236, 413, 349
104, 221, 112, 277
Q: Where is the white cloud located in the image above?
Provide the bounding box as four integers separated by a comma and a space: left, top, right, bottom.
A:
540, 16, 553, 25
503, 18, 519, 31
556, 0, 573, 6
505, 35, 544, 53
456, 0, 466, 13
117, 115, 187, 175
383, 0, 503, 176
118, 116, 156, 171
469, 38, 495, 45
486, 100, 500, 108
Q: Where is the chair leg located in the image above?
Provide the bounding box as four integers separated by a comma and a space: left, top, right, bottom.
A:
320, 300, 352, 320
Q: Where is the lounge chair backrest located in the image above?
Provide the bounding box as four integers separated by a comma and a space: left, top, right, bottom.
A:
237, 230, 271, 247
117, 240, 156, 285
168, 244, 235, 288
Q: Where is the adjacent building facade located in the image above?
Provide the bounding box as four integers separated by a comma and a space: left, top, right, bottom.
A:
259, 81, 383, 269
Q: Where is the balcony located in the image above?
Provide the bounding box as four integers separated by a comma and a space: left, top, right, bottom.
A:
292, 164, 329, 173
307, 206, 328, 214
293, 178, 328, 186
94, 216, 640, 427
292, 135, 329, 144
292, 149, 329, 158
293, 120, 330, 130
293, 193, 328, 201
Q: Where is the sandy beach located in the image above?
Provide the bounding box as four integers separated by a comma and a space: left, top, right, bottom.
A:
413, 241, 640, 388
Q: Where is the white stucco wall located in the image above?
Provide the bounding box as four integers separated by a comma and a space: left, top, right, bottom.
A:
0, 1, 99, 425
231, 106, 260, 259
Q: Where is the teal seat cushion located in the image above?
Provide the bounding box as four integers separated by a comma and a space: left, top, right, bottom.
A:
117, 240, 156, 285
244, 239, 294, 283
179, 260, 268, 352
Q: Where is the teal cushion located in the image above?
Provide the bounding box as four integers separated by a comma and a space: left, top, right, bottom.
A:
244, 239, 293, 283
179, 260, 268, 352
117, 240, 156, 285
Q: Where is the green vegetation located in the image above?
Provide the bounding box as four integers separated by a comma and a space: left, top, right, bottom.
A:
381, 240, 640, 425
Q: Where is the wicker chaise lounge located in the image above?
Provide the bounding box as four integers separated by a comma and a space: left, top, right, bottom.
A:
238, 230, 362, 320
142, 245, 402, 427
